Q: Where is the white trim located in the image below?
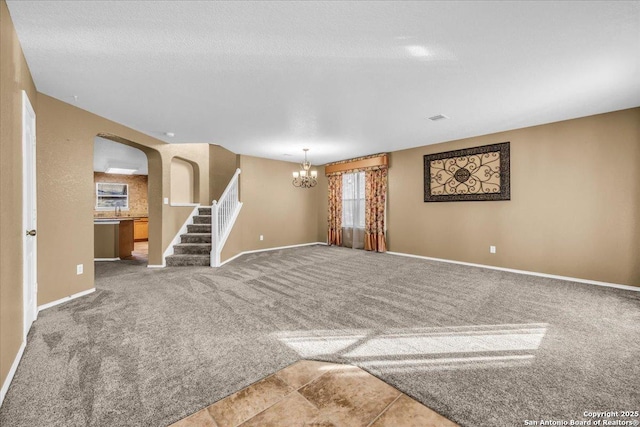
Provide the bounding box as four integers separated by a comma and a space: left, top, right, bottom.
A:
386, 251, 640, 292
169, 203, 199, 207
163, 204, 200, 263
93, 258, 120, 261
37, 288, 96, 312
94, 220, 120, 225
211, 169, 242, 267
0, 340, 26, 407
219, 242, 327, 266
147, 264, 166, 268
216, 168, 241, 204
22, 90, 37, 342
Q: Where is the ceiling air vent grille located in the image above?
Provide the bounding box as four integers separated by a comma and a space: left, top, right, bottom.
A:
428, 114, 449, 121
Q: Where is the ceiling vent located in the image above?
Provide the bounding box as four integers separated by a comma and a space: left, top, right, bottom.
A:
428, 114, 449, 121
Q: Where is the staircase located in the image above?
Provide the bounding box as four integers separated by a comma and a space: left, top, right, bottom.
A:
165, 207, 212, 266
164, 168, 242, 267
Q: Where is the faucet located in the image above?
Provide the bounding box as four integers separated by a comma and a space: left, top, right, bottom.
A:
115, 205, 121, 217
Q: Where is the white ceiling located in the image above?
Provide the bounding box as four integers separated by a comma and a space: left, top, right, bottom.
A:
94, 137, 148, 175
7, 1, 640, 164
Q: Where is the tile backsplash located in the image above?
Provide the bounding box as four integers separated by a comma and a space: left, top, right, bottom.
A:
94, 173, 148, 218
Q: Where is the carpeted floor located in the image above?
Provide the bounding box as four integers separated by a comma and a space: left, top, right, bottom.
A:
1, 245, 638, 427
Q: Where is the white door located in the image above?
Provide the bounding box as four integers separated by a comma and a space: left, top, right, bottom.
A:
22, 90, 37, 339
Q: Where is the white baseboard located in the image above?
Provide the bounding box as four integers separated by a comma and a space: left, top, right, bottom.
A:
0, 340, 26, 407
147, 264, 165, 268
386, 251, 639, 292
37, 288, 96, 312
220, 242, 327, 267
94, 258, 119, 262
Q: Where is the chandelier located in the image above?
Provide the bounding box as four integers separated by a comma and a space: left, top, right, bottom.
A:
292, 149, 318, 188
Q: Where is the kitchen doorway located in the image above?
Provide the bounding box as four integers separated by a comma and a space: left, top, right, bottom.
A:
93, 136, 149, 265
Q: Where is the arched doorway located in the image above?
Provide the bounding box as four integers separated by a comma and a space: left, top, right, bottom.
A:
93, 134, 162, 266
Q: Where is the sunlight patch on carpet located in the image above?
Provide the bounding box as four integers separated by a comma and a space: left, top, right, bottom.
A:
274, 323, 547, 372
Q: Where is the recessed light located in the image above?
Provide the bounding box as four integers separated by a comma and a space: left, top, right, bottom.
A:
106, 167, 138, 174
165, 132, 175, 137
428, 114, 449, 121
405, 45, 429, 58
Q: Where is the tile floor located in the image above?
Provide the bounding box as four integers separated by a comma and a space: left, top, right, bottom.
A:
131, 240, 148, 261
170, 360, 458, 427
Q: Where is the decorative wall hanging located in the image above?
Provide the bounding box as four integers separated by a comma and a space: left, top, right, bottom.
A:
424, 142, 510, 202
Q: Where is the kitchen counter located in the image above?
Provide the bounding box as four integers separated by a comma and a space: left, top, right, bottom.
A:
94, 218, 133, 224
94, 216, 148, 221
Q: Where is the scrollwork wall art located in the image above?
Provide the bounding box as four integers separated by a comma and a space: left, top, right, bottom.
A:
424, 142, 510, 202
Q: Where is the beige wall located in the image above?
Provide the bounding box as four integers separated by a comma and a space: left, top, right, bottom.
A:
386, 108, 640, 287
221, 155, 322, 262
170, 158, 195, 204
36, 94, 210, 303
209, 145, 238, 202
2, 0, 636, 400
0, 0, 38, 395
94, 173, 149, 218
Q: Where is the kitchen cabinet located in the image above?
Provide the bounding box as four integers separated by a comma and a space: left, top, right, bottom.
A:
94, 222, 119, 259
118, 220, 134, 258
94, 218, 134, 260
134, 217, 148, 241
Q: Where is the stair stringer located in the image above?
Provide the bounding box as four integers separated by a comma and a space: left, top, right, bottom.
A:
162, 205, 200, 266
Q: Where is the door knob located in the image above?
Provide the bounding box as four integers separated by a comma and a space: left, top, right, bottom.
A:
26, 230, 37, 236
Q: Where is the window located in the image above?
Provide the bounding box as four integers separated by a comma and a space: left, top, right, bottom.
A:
96, 182, 129, 211
342, 172, 365, 228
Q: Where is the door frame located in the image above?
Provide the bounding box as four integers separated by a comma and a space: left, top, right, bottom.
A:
22, 90, 37, 340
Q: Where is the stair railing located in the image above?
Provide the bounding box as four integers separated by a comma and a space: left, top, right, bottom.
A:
211, 168, 242, 267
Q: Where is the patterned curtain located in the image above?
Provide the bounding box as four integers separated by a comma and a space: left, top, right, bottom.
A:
364, 168, 388, 252
327, 174, 343, 246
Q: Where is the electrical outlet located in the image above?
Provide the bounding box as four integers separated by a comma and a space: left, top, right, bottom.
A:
76, 264, 83, 275
260, 235, 264, 241
490, 246, 496, 254
163, 197, 169, 205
